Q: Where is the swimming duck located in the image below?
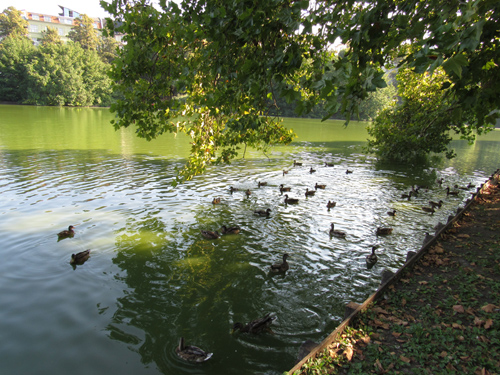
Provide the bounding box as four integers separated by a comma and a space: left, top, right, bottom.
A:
258, 181, 267, 187
293, 160, 302, 167
212, 197, 221, 204
327, 200, 337, 209
305, 188, 316, 197
220, 225, 241, 235
201, 230, 220, 239
229, 186, 239, 193
254, 208, 271, 217
279, 184, 291, 194
376, 227, 393, 236
315, 183, 326, 190
325, 162, 334, 167
70, 249, 90, 265
445, 186, 459, 196
454, 184, 470, 191
422, 206, 435, 214
57, 225, 75, 239
283, 169, 289, 176
436, 177, 444, 186
175, 337, 213, 363
309, 167, 316, 174
329, 223, 346, 238
366, 246, 379, 267
429, 200, 443, 209
346, 169, 353, 174
401, 191, 412, 199
284, 194, 299, 204
245, 189, 252, 197
270, 253, 290, 272
232, 313, 276, 334
387, 209, 396, 216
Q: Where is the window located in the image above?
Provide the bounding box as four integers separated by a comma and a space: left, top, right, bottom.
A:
58, 28, 64, 36
44, 16, 51, 22
31, 14, 39, 21
29, 24, 38, 32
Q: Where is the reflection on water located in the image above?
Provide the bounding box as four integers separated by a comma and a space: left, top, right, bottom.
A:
0, 105, 499, 374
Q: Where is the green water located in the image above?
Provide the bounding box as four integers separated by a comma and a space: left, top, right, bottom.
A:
0, 104, 499, 375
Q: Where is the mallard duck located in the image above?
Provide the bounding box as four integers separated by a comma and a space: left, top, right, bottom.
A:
305, 188, 316, 197
401, 191, 412, 199
212, 197, 221, 204
201, 230, 220, 239
325, 162, 334, 167
245, 189, 252, 196
429, 200, 443, 209
376, 227, 393, 236
329, 223, 346, 238
254, 208, 271, 217
57, 225, 75, 239
279, 184, 291, 193
309, 167, 316, 174
70, 249, 90, 265
229, 186, 239, 193
422, 206, 435, 214
366, 246, 379, 267
258, 181, 267, 187
327, 200, 337, 209
467, 182, 475, 189
446, 186, 459, 196
346, 169, 353, 174
284, 194, 299, 204
454, 184, 469, 191
220, 225, 240, 235
270, 253, 290, 272
315, 183, 326, 190
293, 160, 302, 167
175, 337, 213, 363
232, 313, 276, 334
387, 209, 396, 216
283, 169, 289, 176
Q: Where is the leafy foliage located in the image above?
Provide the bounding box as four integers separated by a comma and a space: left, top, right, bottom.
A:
40, 26, 63, 46
0, 6, 28, 39
67, 14, 101, 51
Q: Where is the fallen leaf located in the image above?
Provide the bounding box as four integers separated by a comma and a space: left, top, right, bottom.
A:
440, 351, 448, 357
392, 332, 402, 337
360, 335, 371, 344
400, 355, 411, 363
401, 297, 407, 307
446, 363, 457, 371
453, 305, 465, 313
474, 317, 484, 326
457, 234, 470, 238
419, 281, 428, 285
374, 358, 384, 372
484, 319, 493, 329
344, 346, 353, 361
481, 304, 497, 313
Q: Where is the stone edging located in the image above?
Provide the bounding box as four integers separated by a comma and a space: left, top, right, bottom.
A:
288, 168, 500, 374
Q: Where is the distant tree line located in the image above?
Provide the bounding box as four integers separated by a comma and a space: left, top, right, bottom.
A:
0, 6, 116, 106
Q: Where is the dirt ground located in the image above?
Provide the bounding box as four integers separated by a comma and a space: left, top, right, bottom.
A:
294, 173, 500, 375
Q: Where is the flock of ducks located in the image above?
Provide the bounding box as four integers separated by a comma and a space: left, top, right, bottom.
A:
56, 160, 475, 363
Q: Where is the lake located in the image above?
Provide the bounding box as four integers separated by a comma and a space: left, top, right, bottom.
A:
1, 104, 499, 375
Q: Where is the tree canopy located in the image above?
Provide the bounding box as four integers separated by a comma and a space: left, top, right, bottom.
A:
67, 14, 101, 51
102, 0, 499, 180
0, 6, 28, 39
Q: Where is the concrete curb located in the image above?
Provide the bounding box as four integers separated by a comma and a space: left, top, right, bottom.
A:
288, 168, 500, 374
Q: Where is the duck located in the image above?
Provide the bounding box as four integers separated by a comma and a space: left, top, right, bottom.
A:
436, 177, 444, 186
309, 167, 316, 174
376, 227, 393, 236
327, 200, 337, 209
387, 209, 396, 216
70, 249, 90, 265
57, 225, 75, 239
175, 337, 213, 363
279, 184, 291, 193
454, 184, 469, 191
245, 189, 252, 197
445, 186, 459, 196
284, 194, 299, 205
254, 208, 271, 217
366, 246, 379, 267
201, 230, 220, 239
293, 160, 302, 167
212, 197, 221, 204
232, 313, 276, 334
325, 162, 334, 167
229, 186, 239, 193
258, 181, 267, 187
283, 169, 289, 176
346, 169, 353, 174
305, 188, 316, 197
429, 200, 443, 209
329, 223, 346, 238
315, 183, 326, 190
422, 206, 435, 214
270, 253, 290, 272
220, 225, 240, 235
401, 191, 412, 199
